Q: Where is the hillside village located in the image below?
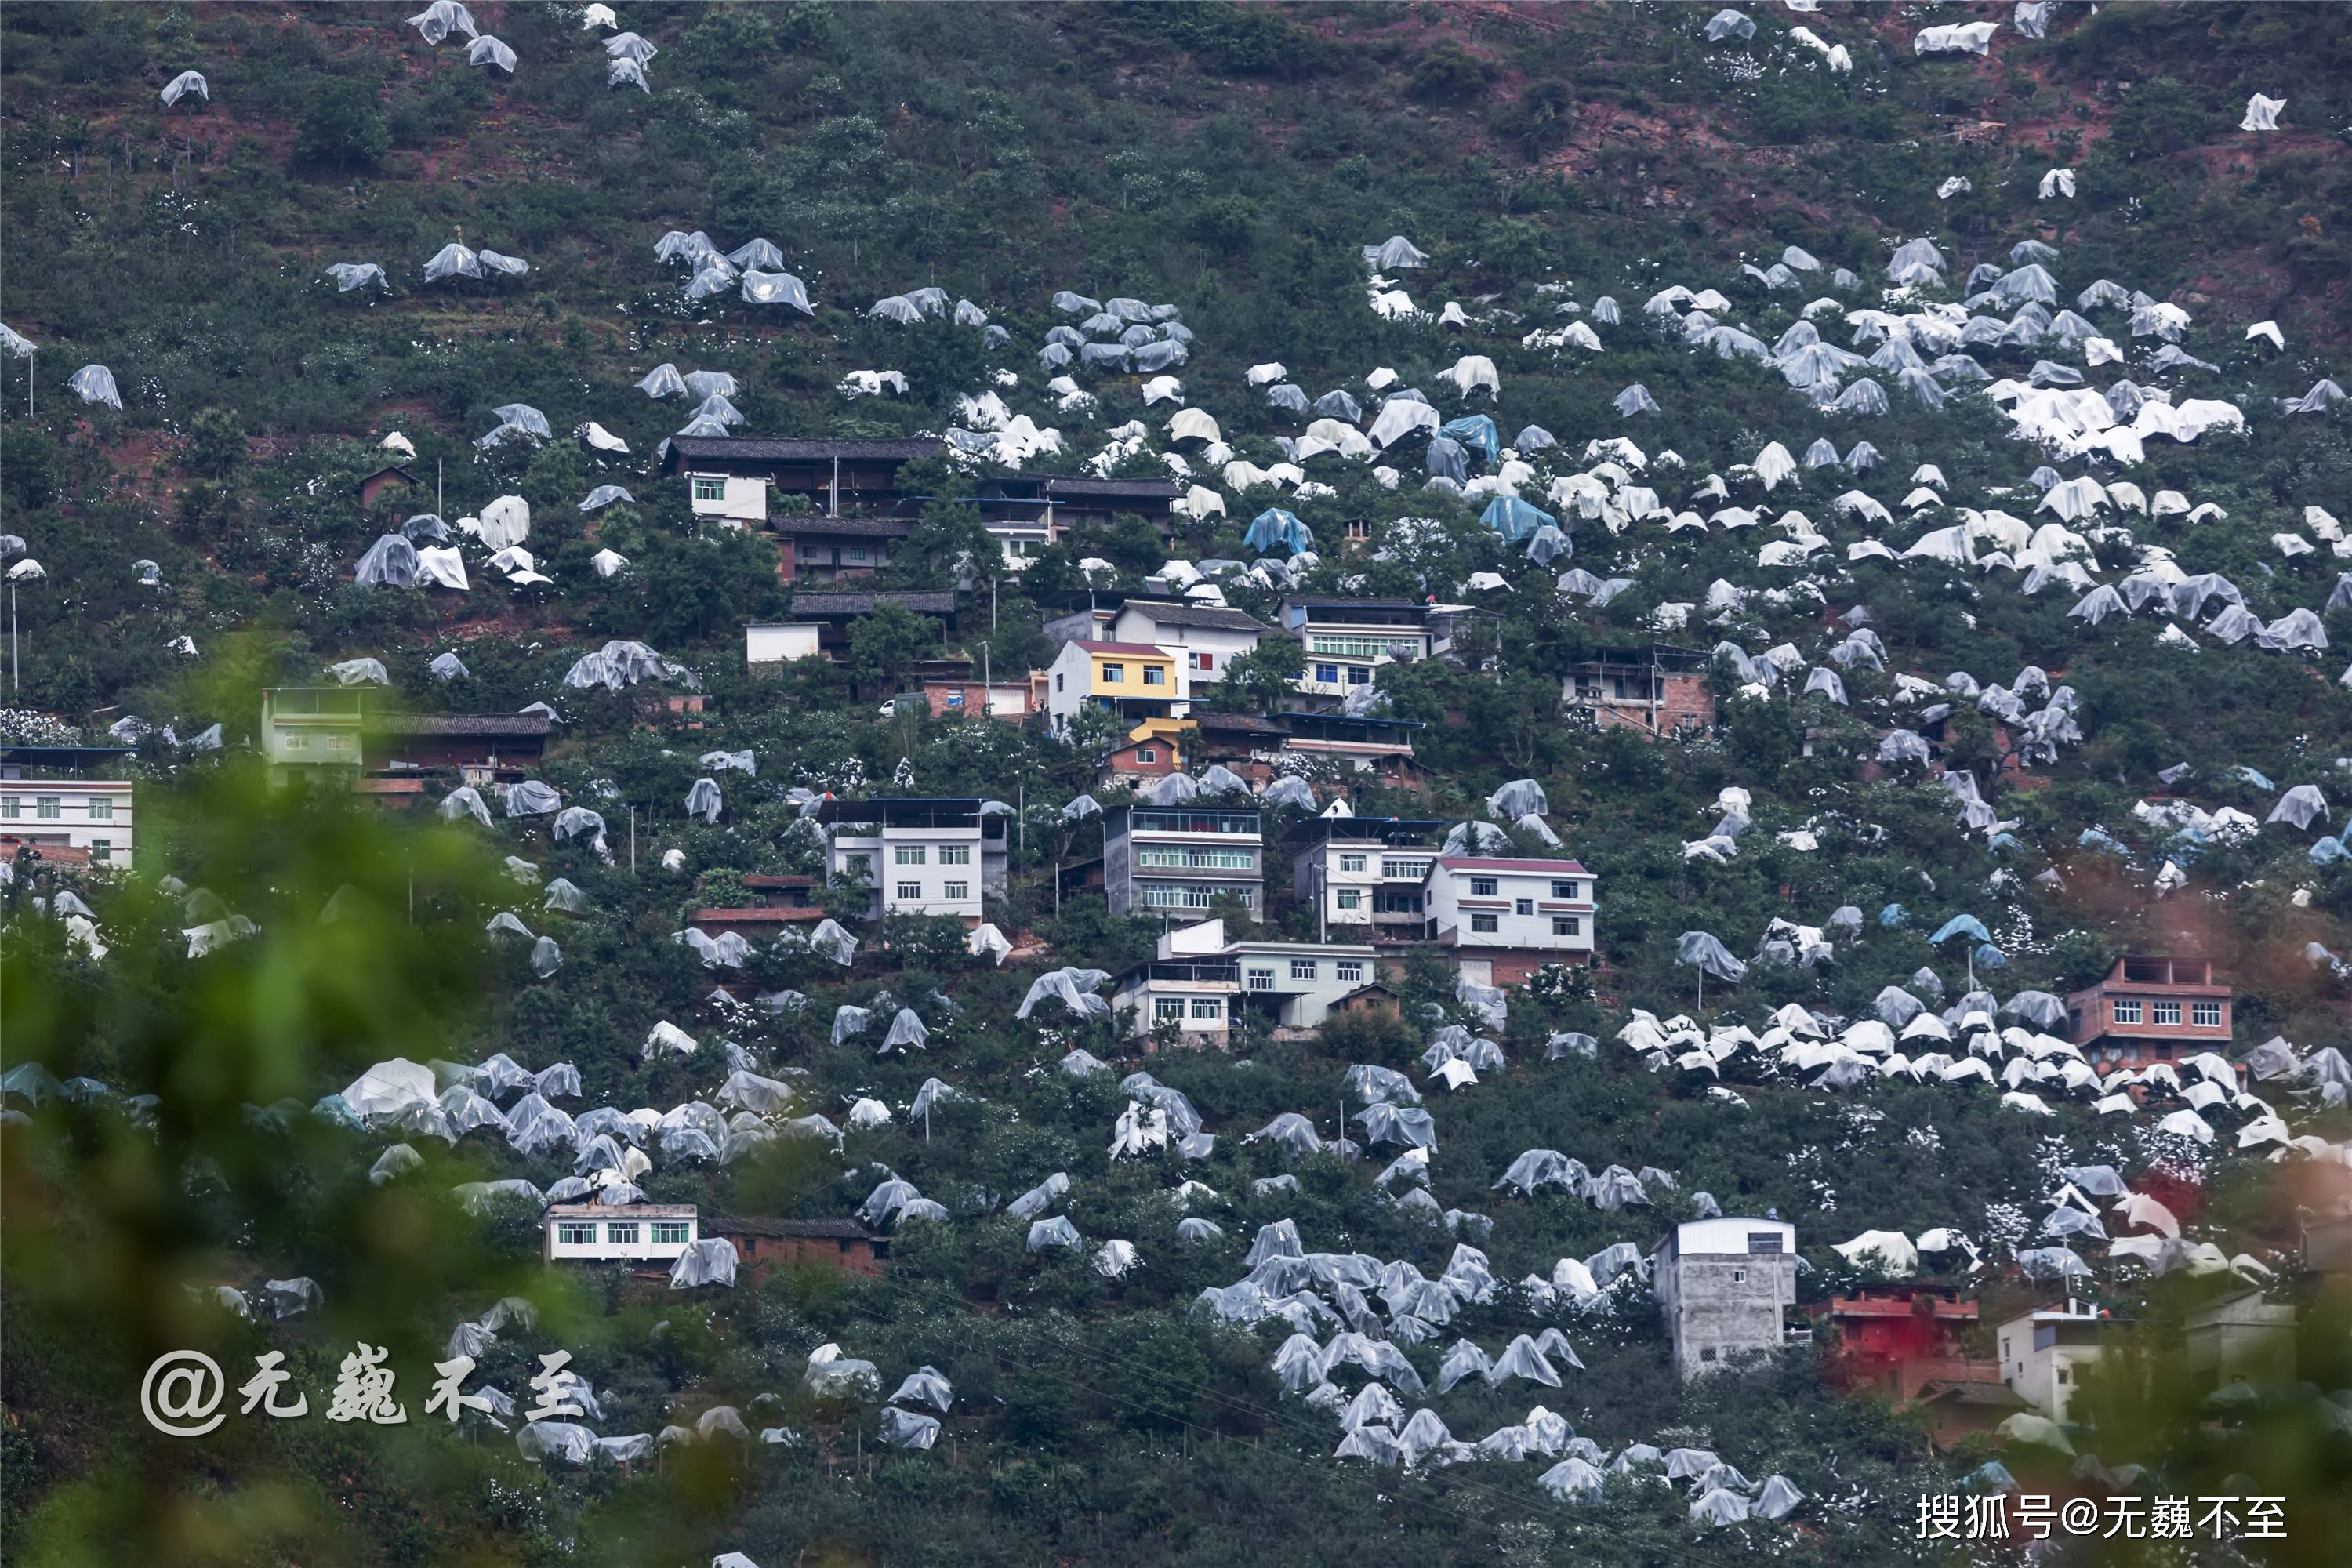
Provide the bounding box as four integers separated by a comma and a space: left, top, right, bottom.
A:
4, 3, 2352, 1566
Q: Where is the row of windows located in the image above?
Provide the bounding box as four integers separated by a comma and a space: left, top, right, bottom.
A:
279, 731, 356, 754
892, 844, 972, 866
0, 796, 117, 820
1098, 662, 1167, 686
1466, 876, 1582, 899
1242, 959, 1369, 989
895, 880, 972, 902
1307, 635, 1422, 661
1138, 883, 1258, 910
1137, 845, 1256, 870
555, 1220, 691, 1247
1153, 997, 1225, 1022
1312, 663, 1374, 686
1466, 913, 1583, 936
2112, 999, 2222, 1027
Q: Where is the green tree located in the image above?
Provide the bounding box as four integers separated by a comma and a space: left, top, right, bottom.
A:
1207, 637, 1303, 715
186, 407, 245, 479
846, 597, 942, 691
295, 78, 391, 170
1407, 42, 1495, 105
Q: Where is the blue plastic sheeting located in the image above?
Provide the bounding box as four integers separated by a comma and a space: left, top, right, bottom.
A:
1440, 414, 1500, 463
1973, 943, 2008, 971
1243, 508, 1312, 557
1480, 495, 1556, 543
1878, 903, 1909, 928
1930, 913, 1991, 946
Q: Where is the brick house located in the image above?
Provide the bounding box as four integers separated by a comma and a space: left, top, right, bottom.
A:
1562, 644, 1715, 739
708, 1215, 891, 1279
2064, 954, 2232, 1068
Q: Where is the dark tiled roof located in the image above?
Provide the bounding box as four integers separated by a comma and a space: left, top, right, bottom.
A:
1043, 476, 1184, 499
1193, 711, 1289, 735
379, 712, 554, 739
666, 435, 945, 465
787, 590, 958, 617
773, 517, 911, 538
1118, 600, 1271, 633
710, 1214, 878, 1240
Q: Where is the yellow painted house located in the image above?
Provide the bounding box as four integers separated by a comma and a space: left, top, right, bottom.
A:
1047, 639, 1186, 735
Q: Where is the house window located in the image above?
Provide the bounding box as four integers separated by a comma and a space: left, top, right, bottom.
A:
652, 1221, 689, 1245
1136, 747, 1157, 764
1700, 1348, 1718, 1363
606, 1222, 641, 1246
91, 840, 112, 863
2192, 1002, 2222, 1027
692, 477, 727, 503
1346, 666, 1370, 685
1336, 889, 1362, 911
1552, 879, 1580, 899
1142, 666, 1166, 686
325, 734, 353, 753
1383, 858, 1431, 880
1336, 961, 1363, 984
1290, 959, 1317, 981
946, 692, 965, 708
1345, 519, 1368, 542
847, 546, 868, 563
1189, 998, 1222, 1020
1471, 913, 1499, 934
1102, 664, 1124, 684
88, 798, 114, 820
1313, 664, 1338, 684
557, 1222, 597, 1247
1339, 853, 1367, 873
1055, 673, 1065, 692
1192, 652, 1215, 671
1470, 877, 1499, 898
2113, 1000, 2143, 1025
846, 854, 873, 877
2153, 1001, 2182, 1026
942, 880, 969, 901
36, 797, 60, 819
283, 733, 310, 751
1732, 1269, 1746, 1283
938, 845, 971, 866
1247, 968, 1275, 991
1515, 898, 1534, 916
896, 880, 923, 901
895, 846, 927, 866
1552, 916, 1581, 937
0, 797, 15, 818
1154, 999, 1185, 1022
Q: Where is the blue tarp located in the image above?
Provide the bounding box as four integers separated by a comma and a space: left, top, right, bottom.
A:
2310, 837, 2349, 864
2231, 765, 2277, 792
1440, 414, 1500, 464
1879, 903, 1909, 928
1973, 943, 2009, 971
2077, 828, 2127, 855
1929, 913, 1991, 946
1480, 495, 1556, 543
1243, 508, 1312, 557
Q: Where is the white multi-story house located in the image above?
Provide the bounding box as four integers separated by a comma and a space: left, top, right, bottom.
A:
1111, 953, 1240, 1045
1156, 917, 1379, 1033
1996, 1299, 2129, 1422
1106, 601, 1269, 686
0, 770, 136, 869
818, 797, 1007, 924
545, 1203, 699, 1264
1423, 856, 1595, 985
1290, 815, 1446, 942
1273, 597, 1436, 698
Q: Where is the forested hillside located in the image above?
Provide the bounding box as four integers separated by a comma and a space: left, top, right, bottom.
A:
5, 4, 2352, 1567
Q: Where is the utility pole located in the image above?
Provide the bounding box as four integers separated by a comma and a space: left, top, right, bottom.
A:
8, 579, 16, 696
436, 459, 443, 520
629, 807, 637, 873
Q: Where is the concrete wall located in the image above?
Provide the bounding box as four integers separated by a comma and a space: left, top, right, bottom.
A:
1657, 1251, 1798, 1380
